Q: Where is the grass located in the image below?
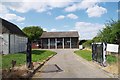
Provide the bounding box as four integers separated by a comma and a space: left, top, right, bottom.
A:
74, 50, 118, 64
1, 50, 56, 69
32, 50, 56, 62
106, 55, 117, 64
74, 50, 92, 61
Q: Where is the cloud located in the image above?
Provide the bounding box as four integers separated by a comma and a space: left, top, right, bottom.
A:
69, 29, 77, 31
50, 28, 57, 31
65, 4, 77, 12
86, 5, 107, 17
0, 3, 9, 14
65, 0, 107, 17
117, 10, 120, 13
2, 0, 73, 13
1, 1, 107, 19
75, 22, 104, 40
47, 12, 52, 15
2, 13, 25, 22
0, 3, 25, 22
56, 13, 78, 20
55, 15, 65, 20
67, 13, 78, 19
65, 0, 98, 12
43, 28, 48, 31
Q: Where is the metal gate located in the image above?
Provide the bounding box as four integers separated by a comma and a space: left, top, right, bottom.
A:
92, 42, 107, 66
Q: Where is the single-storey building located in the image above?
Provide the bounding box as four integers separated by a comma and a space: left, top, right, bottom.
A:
40, 31, 79, 49
0, 18, 28, 54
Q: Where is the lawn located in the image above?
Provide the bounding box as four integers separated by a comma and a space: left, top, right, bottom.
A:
74, 50, 92, 61
106, 55, 117, 64
1, 50, 56, 69
74, 50, 118, 64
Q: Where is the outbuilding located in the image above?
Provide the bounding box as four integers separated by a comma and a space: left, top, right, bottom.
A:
0, 18, 28, 54
40, 31, 79, 49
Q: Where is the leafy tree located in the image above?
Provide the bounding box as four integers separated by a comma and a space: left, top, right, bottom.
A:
79, 40, 87, 45
93, 20, 120, 44
22, 26, 43, 41
82, 40, 93, 48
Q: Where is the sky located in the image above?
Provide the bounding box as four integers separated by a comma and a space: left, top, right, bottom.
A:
0, 0, 119, 40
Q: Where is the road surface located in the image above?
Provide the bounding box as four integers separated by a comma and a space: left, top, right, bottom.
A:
33, 49, 114, 78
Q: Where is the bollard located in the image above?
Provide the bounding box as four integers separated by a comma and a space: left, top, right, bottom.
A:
26, 39, 32, 69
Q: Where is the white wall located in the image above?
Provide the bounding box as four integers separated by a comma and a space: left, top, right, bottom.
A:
0, 34, 3, 54
9, 34, 28, 54
0, 33, 28, 54
2, 34, 9, 54
10, 34, 15, 53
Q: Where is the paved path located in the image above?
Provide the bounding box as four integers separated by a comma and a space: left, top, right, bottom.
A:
33, 49, 114, 78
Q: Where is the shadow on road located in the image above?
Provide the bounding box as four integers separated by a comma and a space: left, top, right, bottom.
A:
39, 64, 63, 73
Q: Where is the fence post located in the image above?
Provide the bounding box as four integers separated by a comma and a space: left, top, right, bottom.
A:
26, 39, 32, 69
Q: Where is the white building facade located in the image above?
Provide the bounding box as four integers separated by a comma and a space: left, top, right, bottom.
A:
0, 18, 28, 54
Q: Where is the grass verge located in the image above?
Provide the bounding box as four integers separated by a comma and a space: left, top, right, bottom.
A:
106, 55, 117, 64
1, 50, 56, 69
74, 50, 92, 61
74, 50, 118, 64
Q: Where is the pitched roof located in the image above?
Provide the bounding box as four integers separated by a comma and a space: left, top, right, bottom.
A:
0, 18, 27, 37
40, 31, 79, 38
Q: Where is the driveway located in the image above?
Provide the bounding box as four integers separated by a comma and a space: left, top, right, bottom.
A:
33, 49, 114, 78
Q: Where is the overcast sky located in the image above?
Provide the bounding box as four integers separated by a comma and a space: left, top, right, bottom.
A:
0, 0, 119, 40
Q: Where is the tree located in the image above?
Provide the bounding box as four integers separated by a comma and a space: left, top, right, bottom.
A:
82, 40, 93, 48
22, 26, 43, 41
93, 20, 120, 44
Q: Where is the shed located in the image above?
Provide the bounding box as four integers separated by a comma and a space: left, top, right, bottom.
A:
40, 31, 79, 49
0, 18, 28, 54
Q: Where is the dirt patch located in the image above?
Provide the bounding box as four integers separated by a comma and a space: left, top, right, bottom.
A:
90, 61, 118, 77
102, 63, 118, 75
1, 62, 41, 79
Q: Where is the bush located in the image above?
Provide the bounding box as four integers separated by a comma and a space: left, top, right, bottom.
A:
82, 40, 92, 49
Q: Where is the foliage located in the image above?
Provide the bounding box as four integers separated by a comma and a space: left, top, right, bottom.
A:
82, 40, 92, 48
79, 40, 87, 45
83, 20, 120, 48
93, 20, 120, 44
1, 50, 56, 69
74, 50, 92, 61
106, 55, 117, 64
22, 26, 43, 41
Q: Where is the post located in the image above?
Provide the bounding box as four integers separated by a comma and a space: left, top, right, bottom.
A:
63, 38, 64, 49
41, 39, 42, 49
26, 39, 32, 68
48, 38, 50, 49
55, 38, 57, 49
70, 37, 71, 49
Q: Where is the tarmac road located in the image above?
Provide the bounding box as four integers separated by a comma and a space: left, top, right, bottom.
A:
33, 49, 114, 78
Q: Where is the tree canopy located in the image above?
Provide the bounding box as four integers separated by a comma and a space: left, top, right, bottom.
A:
82, 20, 120, 48
22, 26, 43, 41
96, 20, 120, 44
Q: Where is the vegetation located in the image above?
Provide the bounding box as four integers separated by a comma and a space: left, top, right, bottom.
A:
82, 20, 120, 48
74, 50, 92, 61
82, 40, 92, 49
22, 26, 43, 41
1, 50, 56, 69
32, 50, 56, 62
106, 55, 117, 64
75, 50, 117, 64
